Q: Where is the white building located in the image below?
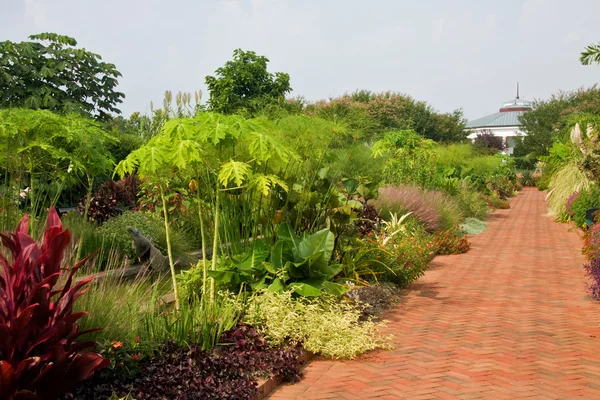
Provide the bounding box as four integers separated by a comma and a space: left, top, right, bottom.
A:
466, 94, 532, 155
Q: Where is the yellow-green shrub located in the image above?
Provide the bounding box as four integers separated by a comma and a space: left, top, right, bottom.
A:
245, 291, 391, 359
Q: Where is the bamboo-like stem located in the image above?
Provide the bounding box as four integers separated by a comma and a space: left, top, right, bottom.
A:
209, 185, 220, 303
194, 172, 208, 299
159, 184, 180, 310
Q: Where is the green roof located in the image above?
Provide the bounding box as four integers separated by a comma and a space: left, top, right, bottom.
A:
466, 111, 525, 129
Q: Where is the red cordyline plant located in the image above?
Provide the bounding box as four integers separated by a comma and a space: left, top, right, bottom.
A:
0, 207, 109, 400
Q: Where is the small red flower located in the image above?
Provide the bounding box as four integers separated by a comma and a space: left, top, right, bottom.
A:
112, 341, 123, 349
131, 353, 141, 361
134, 337, 141, 343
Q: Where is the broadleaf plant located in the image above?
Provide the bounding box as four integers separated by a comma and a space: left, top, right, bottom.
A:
209, 222, 347, 297
0, 207, 109, 399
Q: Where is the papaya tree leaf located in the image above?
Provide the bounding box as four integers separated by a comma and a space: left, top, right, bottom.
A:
218, 159, 250, 187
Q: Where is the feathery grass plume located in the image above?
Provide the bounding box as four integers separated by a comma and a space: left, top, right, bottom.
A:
547, 162, 592, 217
373, 185, 462, 232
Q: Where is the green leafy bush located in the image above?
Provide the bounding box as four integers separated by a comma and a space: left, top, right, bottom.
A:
245, 291, 391, 359
570, 185, 600, 227
453, 185, 489, 219
97, 211, 195, 261
207, 223, 347, 297
362, 218, 433, 286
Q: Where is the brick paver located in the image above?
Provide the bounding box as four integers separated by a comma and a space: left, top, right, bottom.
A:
268, 188, 600, 399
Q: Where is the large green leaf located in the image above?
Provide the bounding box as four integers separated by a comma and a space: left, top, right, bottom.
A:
218, 159, 250, 187
288, 282, 321, 297
277, 223, 299, 251
271, 240, 293, 271
267, 277, 286, 293
288, 251, 326, 279
322, 281, 349, 295
207, 270, 241, 284
296, 228, 335, 263
235, 240, 269, 271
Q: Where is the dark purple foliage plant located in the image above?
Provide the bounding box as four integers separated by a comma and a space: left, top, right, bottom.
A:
65, 323, 302, 400
584, 258, 600, 300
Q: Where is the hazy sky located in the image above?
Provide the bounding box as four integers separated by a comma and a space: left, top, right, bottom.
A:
2, 0, 600, 120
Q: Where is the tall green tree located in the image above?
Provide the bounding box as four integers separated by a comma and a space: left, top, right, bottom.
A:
518, 87, 600, 157
0, 33, 124, 120
205, 49, 291, 115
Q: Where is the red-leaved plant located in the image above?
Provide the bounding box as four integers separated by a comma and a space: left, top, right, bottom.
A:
0, 207, 109, 400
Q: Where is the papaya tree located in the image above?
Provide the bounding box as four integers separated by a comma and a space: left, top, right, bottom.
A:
115, 112, 295, 304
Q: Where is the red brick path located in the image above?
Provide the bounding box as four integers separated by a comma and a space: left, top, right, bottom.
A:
268, 188, 600, 399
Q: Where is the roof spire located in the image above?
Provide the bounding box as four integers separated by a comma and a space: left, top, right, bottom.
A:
516, 82, 520, 100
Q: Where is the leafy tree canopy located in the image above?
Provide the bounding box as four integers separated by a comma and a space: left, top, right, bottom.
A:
518, 86, 600, 157
205, 49, 292, 115
0, 33, 124, 120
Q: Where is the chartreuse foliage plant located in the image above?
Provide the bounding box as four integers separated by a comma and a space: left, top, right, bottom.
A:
0, 207, 109, 400
245, 290, 391, 359
0, 109, 116, 222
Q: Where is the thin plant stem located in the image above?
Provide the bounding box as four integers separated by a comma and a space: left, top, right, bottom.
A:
159, 184, 180, 310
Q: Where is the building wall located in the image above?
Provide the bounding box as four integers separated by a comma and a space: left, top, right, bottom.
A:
466, 126, 526, 155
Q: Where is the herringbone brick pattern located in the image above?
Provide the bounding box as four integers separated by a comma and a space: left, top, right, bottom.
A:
268, 188, 600, 399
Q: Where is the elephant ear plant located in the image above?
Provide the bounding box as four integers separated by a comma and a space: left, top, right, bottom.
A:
208, 222, 347, 297
0, 207, 109, 400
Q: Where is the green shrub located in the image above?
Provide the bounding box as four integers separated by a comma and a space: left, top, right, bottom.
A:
570, 185, 600, 227
97, 210, 195, 261
488, 194, 510, 209
245, 291, 391, 359
459, 218, 488, 235
453, 185, 489, 220
61, 211, 121, 270
361, 218, 433, 286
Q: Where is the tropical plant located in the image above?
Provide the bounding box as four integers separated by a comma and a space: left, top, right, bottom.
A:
205, 49, 292, 115
115, 112, 295, 307
0, 207, 109, 400
0, 109, 116, 223
0, 33, 124, 120
581, 42, 600, 66
372, 130, 438, 187
207, 222, 347, 297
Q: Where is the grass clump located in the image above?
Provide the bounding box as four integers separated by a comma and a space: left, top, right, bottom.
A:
245, 291, 392, 359
547, 162, 593, 217
374, 185, 462, 232
97, 210, 195, 262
